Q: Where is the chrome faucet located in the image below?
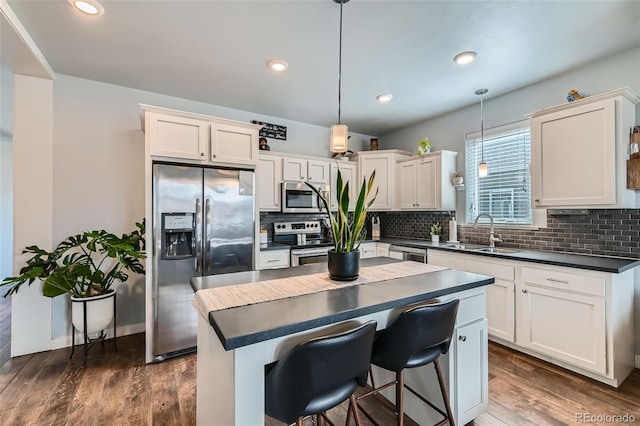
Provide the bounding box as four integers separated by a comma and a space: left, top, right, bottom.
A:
473, 213, 503, 247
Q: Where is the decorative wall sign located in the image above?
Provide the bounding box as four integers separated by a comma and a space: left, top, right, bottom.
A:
251, 120, 287, 140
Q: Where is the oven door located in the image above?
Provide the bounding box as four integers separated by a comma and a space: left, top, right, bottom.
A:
291, 247, 330, 267
281, 182, 326, 213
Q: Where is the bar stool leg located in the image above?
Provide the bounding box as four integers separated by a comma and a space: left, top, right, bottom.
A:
396, 371, 404, 426
349, 394, 362, 426
434, 359, 455, 426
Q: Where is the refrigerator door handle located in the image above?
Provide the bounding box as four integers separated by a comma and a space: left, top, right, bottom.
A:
195, 198, 202, 272
204, 198, 211, 272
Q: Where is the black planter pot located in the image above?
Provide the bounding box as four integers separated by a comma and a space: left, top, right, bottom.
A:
328, 250, 360, 281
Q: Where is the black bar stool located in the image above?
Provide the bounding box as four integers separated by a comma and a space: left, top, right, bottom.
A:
353, 299, 460, 426
265, 320, 377, 426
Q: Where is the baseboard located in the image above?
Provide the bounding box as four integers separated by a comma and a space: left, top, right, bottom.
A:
50, 322, 145, 351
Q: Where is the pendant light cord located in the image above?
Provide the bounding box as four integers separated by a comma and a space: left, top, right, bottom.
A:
480, 92, 484, 162
337, 0, 343, 125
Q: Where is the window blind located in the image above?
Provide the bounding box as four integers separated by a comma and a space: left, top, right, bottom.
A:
465, 124, 532, 224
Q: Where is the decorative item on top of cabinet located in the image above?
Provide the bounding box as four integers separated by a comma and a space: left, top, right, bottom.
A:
529, 87, 639, 208
397, 150, 458, 211
417, 136, 431, 157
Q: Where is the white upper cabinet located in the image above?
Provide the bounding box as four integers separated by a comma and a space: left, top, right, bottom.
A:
257, 153, 282, 211
140, 104, 261, 167
210, 123, 258, 166
350, 150, 411, 211
282, 157, 330, 184
330, 161, 357, 211
397, 151, 457, 211
529, 87, 639, 208
147, 112, 209, 160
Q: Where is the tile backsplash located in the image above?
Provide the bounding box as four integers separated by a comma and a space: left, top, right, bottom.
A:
261, 209, 640, 259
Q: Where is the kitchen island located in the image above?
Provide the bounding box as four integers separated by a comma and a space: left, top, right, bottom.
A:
192, 258, 494, 425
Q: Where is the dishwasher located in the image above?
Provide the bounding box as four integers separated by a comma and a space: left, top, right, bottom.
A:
388, 245, 427, 263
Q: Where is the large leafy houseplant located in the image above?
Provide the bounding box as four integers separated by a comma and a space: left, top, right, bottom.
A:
306, 169, 378, 253
1, 220, 146, 298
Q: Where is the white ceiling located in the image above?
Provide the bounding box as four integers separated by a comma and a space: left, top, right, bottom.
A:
4, 0, 640, 135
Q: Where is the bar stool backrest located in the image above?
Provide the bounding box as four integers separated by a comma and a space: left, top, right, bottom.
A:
373, 299, 459, 372
265, 320, 377, 424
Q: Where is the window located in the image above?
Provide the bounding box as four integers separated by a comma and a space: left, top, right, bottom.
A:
465, 122, 532, 224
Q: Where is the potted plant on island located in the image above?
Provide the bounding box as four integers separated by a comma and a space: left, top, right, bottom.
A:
430, 222, 443, 243
1, 220, 146, 339
306, 169, 378, 281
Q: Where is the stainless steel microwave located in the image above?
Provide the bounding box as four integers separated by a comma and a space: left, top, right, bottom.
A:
281, 182, 326, 213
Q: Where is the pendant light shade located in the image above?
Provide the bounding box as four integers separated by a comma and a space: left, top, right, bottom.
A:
330, 0, 350, 154
475, 88, 488, 178
331, 123, 348, 153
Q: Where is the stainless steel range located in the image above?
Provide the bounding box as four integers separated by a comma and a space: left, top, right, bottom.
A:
273, 221, 333, 266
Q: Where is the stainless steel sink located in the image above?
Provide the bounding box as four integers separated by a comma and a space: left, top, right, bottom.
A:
441, 243, 487, 250
474, 247, 520, 254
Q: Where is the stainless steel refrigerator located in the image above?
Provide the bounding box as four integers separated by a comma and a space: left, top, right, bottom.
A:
150, 163, 255, 361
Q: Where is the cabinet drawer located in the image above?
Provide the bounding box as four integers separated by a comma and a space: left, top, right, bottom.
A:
259, 250, 290, 269
466, 259, 514, 281
455, 289, 486, 326
521, 266, 605, 297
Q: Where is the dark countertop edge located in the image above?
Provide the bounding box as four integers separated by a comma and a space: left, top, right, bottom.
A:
376, 238, 640, 273
208, 274, 494, 350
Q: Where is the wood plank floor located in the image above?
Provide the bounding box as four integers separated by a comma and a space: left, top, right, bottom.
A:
0, 322, 639, 425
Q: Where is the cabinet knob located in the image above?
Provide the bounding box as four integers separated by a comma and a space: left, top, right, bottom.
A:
213, 154, 217, 158
200, 152, 205, 157
458, 335, 467, 342
534, 199, 540, 202
522, 289, 527, 293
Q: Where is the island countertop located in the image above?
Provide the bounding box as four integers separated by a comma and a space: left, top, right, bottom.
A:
192, 258, 494, 350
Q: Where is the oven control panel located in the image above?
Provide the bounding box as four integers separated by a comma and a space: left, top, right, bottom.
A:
274, 221, 322, 235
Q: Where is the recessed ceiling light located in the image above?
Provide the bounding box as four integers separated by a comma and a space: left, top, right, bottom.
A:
453, 51, 477, 65
68, 0, 104, 15
267, 59, 289, 72
376, 94, 393, 103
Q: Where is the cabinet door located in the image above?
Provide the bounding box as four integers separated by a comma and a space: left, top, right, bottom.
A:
282, 158, 307, 182
149, 113, 209, 160
517, 283, 606, 374
399, 161, 417, 209
307, 160, 330, 184
416, 157, 438, 209
531, 98, 616, 207
427, 250, 466, 270
454, 319, 488, 425
210, 123, 257, 166
330, 162, 357, 211
361, 156, 391, 210
485, 280, 515, 342
257, 156, 282, 211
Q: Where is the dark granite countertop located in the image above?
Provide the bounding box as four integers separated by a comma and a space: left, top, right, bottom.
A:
375, 238, 640, 274
193, 257, 494, 350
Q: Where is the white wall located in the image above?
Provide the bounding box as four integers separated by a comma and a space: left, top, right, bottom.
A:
31, 74, 374, 343
0, 63, 13, 281
381, 46, 640, 358
12, 74, 53, 356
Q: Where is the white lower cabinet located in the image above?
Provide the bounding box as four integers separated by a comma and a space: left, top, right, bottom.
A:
428, 248, 635, 387
359, 242, 377, 259
454, 318, 489, 423
517, 266, 607, 375
258, 249, 290, 270
375, 243, 390, 257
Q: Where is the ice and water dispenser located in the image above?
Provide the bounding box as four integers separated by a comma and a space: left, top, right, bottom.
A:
161, 213, 195, 259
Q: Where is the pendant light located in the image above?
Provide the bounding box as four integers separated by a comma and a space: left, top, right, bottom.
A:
475, 88, 488, 178
330, 0, 349, 153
